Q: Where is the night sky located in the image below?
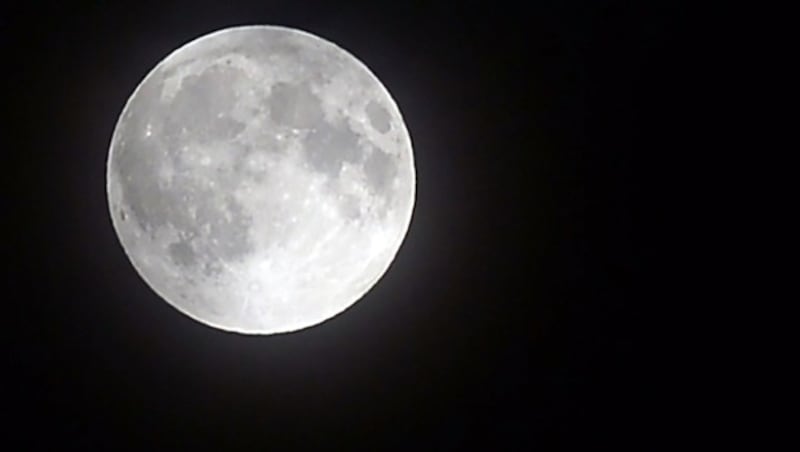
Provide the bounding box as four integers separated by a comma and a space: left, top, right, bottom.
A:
6, 1, 694, 449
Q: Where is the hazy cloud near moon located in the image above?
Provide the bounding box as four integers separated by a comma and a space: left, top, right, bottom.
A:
106, 26, 416, 334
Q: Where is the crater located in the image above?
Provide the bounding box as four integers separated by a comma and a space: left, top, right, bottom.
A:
233, 144, 273, 184
365, 100, 391, 133
202, 260, 225, 278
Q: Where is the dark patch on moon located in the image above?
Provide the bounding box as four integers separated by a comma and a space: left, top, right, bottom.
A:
363, 147, 397, 196
339, 194, 362, 220
194, 195, 254, 262
304, 118, 362, 177
113, 138, 169, 232
162, 65, 247, 145
116, 141, 255, 266
168, 240, 198, 267
267, 81, 324, 129
365, 100, 391, 133
160, 188, 255, 272
163, 193, 255, 271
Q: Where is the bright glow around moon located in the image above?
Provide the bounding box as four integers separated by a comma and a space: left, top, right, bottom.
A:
106, 26, 416, 335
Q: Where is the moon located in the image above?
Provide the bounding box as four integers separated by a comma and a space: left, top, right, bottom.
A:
106, 26, 415, 335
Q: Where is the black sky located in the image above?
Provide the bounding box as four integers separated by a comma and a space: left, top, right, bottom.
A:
5, 0, 695, 449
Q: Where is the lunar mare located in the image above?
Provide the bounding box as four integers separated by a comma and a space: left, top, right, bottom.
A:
106, 26, 415, 334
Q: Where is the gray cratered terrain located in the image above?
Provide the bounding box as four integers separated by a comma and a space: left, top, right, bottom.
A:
106, 26, 415, 334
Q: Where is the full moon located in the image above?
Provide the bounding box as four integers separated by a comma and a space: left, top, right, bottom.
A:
106, 26, 416, 334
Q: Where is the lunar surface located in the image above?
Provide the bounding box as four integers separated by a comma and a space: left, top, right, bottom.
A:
106, 26, 415, 334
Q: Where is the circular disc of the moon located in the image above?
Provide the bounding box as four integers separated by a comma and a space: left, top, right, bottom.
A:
106, 26, 415, 335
